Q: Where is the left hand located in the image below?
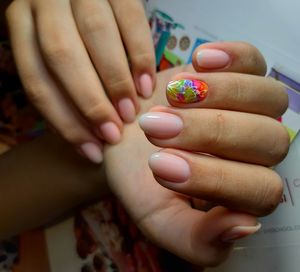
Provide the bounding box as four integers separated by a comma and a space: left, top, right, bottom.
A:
104, 42, 289, 266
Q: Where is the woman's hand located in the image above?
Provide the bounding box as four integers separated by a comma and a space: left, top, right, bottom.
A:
6, 0, 155, 163
104, 42, 289, 267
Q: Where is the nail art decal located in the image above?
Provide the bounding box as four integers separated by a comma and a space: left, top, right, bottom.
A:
167, 79, 208, 103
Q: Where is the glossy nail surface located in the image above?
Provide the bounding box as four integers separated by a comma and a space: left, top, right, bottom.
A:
196, 48, 230, 69
139, 73, 153, 98
80, 142, 103, 164
139, 112, 183, 138
221, 223, 261, 243
118, 98, 136, 123
149, 152, 190, 183
167, 79, 208, 104
99, 122, 121, 144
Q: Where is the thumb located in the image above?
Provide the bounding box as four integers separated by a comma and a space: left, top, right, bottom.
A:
141, 204, 260, 267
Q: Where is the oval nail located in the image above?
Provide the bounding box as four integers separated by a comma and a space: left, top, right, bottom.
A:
118, 98, 136, 123
196, 48, 230, 69
167, 79, 208, 104
99, 122, 121, 144
221, 223, 261, 243
139, 112, 183, 138
80, 142, 103, 164
149, 152, 190, 183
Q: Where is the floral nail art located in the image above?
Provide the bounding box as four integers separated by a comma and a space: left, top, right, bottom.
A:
167, 79, 208, 103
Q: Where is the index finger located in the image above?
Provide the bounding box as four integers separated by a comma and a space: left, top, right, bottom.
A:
192, 41, 267, 75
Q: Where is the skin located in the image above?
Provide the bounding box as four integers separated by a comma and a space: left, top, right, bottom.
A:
0, 0, 291, 266
0, 133, 108, 240
104, 42, 289, 267
5, 0, 156, 150
0, 37, 289, 267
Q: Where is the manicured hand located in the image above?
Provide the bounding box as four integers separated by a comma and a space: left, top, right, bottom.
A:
6, 0, 155, 163
105, 42, 289, 266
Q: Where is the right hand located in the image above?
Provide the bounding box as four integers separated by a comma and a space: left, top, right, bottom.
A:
6, 0, 156, 163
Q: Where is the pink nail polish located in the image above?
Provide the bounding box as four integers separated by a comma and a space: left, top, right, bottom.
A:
221, 223, 261, 243
80, 142, 103, 164
139, 74, 153, 98
167, 79, 208, 104
99, 122, 121, 144
149, 152, 190, 183
139, 112, 183, 138
118, 98, 136, 123
196, 49, 230, 69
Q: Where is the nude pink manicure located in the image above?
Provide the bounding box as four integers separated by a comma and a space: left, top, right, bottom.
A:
118, 98, 136, 123
149, 152, 190, 183
139, 74, 153, 98
80, 142, 103, 164
196, 48, 230, 69
139, 112, 183, 139
99, 122, 121, 144
221, 223, 261, 243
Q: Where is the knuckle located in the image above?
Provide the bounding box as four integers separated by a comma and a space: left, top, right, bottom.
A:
21, 75, 46, 105
72, 0, 111, 34
228, 75, 246, 103
206, 112, 226, 148
130, 52, 155, 71
81, 14, 108, 34
211, 165, 226, 197
26, 88, 45, 106
83, 102, 113, 123
41, 38, 72, 66
105, 75, 135, 97
60, 123, 84, 143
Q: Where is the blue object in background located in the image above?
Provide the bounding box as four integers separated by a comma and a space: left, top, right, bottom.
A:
155, 31, 171, 65
187, 38, 210, 64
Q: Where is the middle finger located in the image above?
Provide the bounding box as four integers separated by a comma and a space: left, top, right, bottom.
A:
139, 107, 289, 166
167, 72, 288, 118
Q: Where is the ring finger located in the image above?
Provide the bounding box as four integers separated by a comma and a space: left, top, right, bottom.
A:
139, 106, 289, 166
148, 148, 283, 216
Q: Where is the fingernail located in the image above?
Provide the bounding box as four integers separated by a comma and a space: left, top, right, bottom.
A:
139, 112, 183, 138
99, 122, 121, 144
80, 142, 103, 164
139, 74, 153, 98
149, 152, 190, 183
167, 79, 208, 104
118, 98, 136, 123
196, 48, 230, 69
221, 223, 261, 243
